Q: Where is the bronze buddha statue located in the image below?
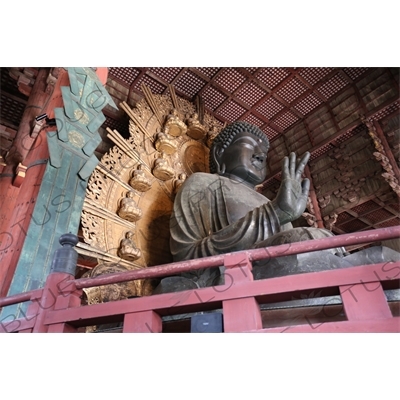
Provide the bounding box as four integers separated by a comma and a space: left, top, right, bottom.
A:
154, 121, 345, 293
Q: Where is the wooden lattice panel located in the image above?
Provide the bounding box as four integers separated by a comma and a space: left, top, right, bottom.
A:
276, 77, 308, 104
256, 96, 285, 119
148, 68, 181, 83
241, 113, 264, 127
337, 218, 370, 232
371, 101, 400, 122
235, 82, 266, 107
255, 68, 290, 89
298, 67, 334, 85
317, 73, 349, 99
387, 201, 400, 213
174, 70, 206, 97
244, 67, 258, 73
273, 111, 299, 131
376, 218, 400, 229
133, 74, 166, 94
335, 128, 362, 145
193, 67, 219, 78
216, 100, 247, 121
310, 143, 335, 161
109, 67, 140, 85
293, 93, 323, 116
262, 125, 280, 140
214, 68, 246, 92
363, 208, 397, 224
201, 85, 227, 111
342, 67, 369, 80
350, 200, 381, 216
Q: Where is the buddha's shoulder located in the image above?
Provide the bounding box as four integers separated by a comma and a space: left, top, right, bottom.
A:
185, 172, 221, 185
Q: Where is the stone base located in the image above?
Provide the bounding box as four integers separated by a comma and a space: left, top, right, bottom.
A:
253, 245, 400, 280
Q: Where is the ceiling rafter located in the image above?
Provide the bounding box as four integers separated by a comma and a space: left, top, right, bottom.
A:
264, 96, 400, 181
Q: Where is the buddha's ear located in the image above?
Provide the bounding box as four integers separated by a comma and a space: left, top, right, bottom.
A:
211, 143, 226, 175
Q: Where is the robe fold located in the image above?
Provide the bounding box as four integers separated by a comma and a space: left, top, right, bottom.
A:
170, 172, 291, 262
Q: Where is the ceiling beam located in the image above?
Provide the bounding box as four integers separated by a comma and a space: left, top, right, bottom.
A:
264, 96, 400, 182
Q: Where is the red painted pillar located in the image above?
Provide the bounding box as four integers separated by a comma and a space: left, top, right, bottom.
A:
222, 253, 263, 332
0, 69, 70, 297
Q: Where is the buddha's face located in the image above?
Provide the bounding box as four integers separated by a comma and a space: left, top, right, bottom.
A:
218, 131, 268, 187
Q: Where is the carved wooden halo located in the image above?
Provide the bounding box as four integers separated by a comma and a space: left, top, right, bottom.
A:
81, 88, 224, 287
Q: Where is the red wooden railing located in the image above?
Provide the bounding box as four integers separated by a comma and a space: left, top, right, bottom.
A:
1, 226, 399, 333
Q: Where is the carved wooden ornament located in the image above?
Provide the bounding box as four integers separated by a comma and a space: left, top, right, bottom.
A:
80, 88, 224, 305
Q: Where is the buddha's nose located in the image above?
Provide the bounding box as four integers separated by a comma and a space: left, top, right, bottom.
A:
252, 153, 265, 163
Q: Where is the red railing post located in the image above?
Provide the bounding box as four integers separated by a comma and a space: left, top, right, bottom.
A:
46, 278, 82, 333
123, 311, 163, 333
17, 290, 43, 333
31, 233, 80, 333
339, 281, 392, 322
222, 253, 263, 332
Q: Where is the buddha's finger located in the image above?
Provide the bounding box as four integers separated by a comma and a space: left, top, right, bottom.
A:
289, 152, 296, 177
301, 177, 310, 197
281, 155, 289, 179
295, 152, 310, 180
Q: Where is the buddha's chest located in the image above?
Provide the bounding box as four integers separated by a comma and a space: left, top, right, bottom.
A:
222, 181, 269, 223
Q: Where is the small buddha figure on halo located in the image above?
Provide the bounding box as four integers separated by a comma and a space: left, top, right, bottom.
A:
129, 164, 152, 192
117, 191, 142, 222
118, 231, 141, 261
155, 131, 177, 155
152, 152, 175, 181
164, 108, 187, 137
186, 112, 206, 140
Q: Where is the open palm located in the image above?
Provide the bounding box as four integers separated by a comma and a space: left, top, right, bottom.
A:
271, 152, 310, 225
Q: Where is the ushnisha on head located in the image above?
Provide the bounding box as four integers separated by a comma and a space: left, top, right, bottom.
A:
209, 121, 270, 188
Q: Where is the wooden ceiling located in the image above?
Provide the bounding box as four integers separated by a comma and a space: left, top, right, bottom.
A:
1, 67, 399, 252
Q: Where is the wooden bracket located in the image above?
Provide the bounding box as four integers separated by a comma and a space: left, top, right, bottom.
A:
12, 163, 27, 187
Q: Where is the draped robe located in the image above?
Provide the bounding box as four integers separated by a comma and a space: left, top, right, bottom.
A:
170, 172, 292, 262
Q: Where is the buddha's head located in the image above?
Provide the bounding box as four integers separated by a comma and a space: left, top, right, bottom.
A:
210, 121, 270, 188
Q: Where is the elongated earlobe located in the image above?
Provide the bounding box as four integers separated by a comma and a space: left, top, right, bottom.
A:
212, 145, 226, 175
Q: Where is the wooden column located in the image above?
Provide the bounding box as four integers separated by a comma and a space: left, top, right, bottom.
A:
3, 68, 49, 176
0, 69, 69, 298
